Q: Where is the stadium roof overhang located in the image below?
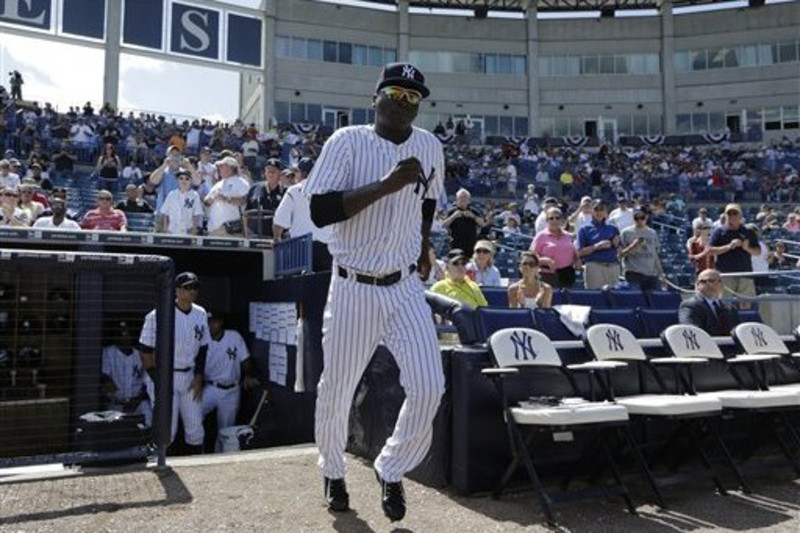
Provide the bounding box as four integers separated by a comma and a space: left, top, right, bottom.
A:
365, 0, 743, 13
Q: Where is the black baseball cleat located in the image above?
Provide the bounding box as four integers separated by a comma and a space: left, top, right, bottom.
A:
375, 470, 406, 522
324, 477, 349, 512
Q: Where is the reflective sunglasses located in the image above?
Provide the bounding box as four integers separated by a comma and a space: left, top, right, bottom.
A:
380, 86, 423, 105
548, 216, 562, 221
98, 197, 113, 202
475, 249, 491, 255
451, 260, 467, 267
697, 278, 721, 285
520, 261, 538, 267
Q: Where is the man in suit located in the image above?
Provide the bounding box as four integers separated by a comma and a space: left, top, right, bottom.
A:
678, 268, 739, 336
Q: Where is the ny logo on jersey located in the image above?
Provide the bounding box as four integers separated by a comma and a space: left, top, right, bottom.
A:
509, 330, 537, 361
606, 329, 624, 352
750, 327, 768, 348
682, 329, 700, 351
194, 324, 205, 341
401, 65, 416, 80
184, 198, 195, 209
227, 346, 238, 361
132, 365, 144, 380
414, 167, 435, 198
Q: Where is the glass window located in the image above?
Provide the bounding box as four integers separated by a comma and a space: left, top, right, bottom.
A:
738, 45, 757, 67
617, 115, 632, 136
275, 36, 291, 58
723, 48, 738, 68
485, 54, 497, 75
746, 109, 762, 130
353, 44, 368, 65
691, 113, 709, 133
367, 109, 375, 123
512, 56, 526, 75
338, 42, 352, 64
352, 108, 366, 125
539, 57, 551, 76
290, 102, 306, 122
499, 116, 514, 136
539, 117, 554, 137
484, 115, 498, 136
648, 114, 662, 135
565, 56, 580, 76
758, 44, 774, 65
627, 54, 645, 74
615, 55, 629, 74
582, 55, 599, 75
674, 51, 690, 72
569, 117, 583, 136
274, 101, 289, 124
764, 107, 781, 130
779, 41, 798, 63
384, 48, 397, 64
306, 104, 322, 123
323, 41, 337, 63
783, 106, 799, 129
368, 46, 383, 67
633, 115, 648, 135
676, 114, 691, 134
600, 55, 615, 74
470, 54, 484, 74
709, 112, 725, 133
514, 116, 529, 137
690, 50, 707, 70
645, 54, 659, 74
452, 52, 473, 73
498, 54, 512, 75
554, 118, 569, 136
307, 39, 322, 61
290, 37, 306, 59
707, 48, 724, 69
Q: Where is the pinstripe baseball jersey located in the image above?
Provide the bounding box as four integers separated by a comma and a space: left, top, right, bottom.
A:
204, 330, 250, 384
303, 125, 445, 274
139, 303, 211, 369
160, 188, 203, 234
101, 345, 146, 401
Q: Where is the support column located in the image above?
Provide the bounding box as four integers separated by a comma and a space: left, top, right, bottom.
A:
525, 1, 540, 137
398, 0, 409, 61
660, 0, 676, 135
103, 0, 122, 109
262, 0, 277, 127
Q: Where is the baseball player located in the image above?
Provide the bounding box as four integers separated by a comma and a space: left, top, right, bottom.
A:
159, 169, 204, 235
304, 62, 445, 522
139, 272, 211, 454
101, 320, 152, 426
201, 310, 258, 445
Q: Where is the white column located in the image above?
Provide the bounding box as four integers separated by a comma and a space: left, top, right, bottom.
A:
398, 0, 409, 61
525, 1, 540, 137
262, 0, 277, 127
103, 0, 122, 109
660, 0, 676, 135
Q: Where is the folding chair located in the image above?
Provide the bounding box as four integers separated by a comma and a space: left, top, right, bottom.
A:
645, 290, 682, 310
662, 324, 800, 478
584, 324, 732, 502
589, 309, 643, 338
478, 307, 535, 341
638, 309, 679, 338
732, 322, 800, 394
608, 289, 648, 309
484, 327, 642, 526
566, 289, 609, 308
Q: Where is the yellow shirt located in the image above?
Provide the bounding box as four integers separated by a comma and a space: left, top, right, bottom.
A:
560, 172, 574, 185
430, 277, 488, 309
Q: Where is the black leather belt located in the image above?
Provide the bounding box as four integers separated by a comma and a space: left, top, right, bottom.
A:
207, 380, 237, 390
338, 265, 416, 286
175, 367, 193, 373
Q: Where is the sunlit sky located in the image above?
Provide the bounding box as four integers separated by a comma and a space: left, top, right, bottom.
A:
0, 0, 792, 123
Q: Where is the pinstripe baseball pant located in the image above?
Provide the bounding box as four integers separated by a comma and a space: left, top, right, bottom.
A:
315, 269, 444, 483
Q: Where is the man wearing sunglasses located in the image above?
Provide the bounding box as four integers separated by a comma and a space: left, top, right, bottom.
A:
618, 208, 663, 291
305, 62, 445, 522
678, 268, 740, 336
79, 190, 127, 232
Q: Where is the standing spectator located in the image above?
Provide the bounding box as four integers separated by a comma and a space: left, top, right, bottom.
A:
576, 200, 620, 289
747, 224, 771, 294
531, 207, 579, 289
618, 208, 663, 291
205, 156, 249, 237
33, 189, 80, 229
122, 159, 143, 186
8, 71, 23, 100
466, 240, 502, 286
245, 158, 285, 238
96, 143, 122, 193
0, 187, 29, 227
69, 117, 95, 145
691, 207, 712, 232
117, 183, 154, 214
150, 145, 197, 230
534, 196, 559, 233
559, 167, 574, 199
782, 213, 800, 233
608, 197, 634, 231
534, 165, 550, 197
686, 221, 714, 274
507, 252, 552, 309
240, 134, 260, 175
159, 169, 204, 235
522, 184, 539, 223
80, 190, 127, 231
505, 159, 518, 198
442, 189, 483, 258
197, 147, 216, 189
708, 204, 759, 308
567, 196, 594, 231
51, 141, 77, 181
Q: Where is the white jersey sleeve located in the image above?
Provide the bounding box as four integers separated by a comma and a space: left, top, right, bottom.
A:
422, 131, 446, 202
231, 330, 250, 363
303, 128, 353, 196
272, 188, 296, 229
101, 347, 112, 376
139, 309, 156, 350
189, 190, 204, 217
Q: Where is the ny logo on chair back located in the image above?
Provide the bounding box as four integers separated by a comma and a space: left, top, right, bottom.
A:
489, 328, 561, 368
585, 324, 645, 361
683, 329, 701, 351
750, 327, 768, 348
733, 322, 789, 356
605, 329, 624, 352
662, 325, 724, 359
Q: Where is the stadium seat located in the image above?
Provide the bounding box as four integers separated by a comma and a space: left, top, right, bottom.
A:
646, 290, 682, 310
532, 308, 579, 341
565, 289, 609, 308
607, 289, 647, 309
477, 308, 535, 342
588, 309, 642, 337
550, 289, 568, 306
481, 287, 508, 308
638, 309, 679, 338
737, 309, 762, 324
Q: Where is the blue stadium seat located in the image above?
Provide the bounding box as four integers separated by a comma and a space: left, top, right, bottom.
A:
638, 309, 679, 338
481, 287, 508, 308
550, 289, 568, 306
565, 289, 609, 308
607, 289, 648, 309
738, 309, 762, 324
477, 307, 535, 341
532, 308, 579, 341
646, 290, 682, 310
588, 309, 643, 337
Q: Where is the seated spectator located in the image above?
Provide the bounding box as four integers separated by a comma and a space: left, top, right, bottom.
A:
25, 163, 51, 191
17, 182, 44, 223
783, 213, 800, 233
507, 252, 552, 309
678, 268, 739, 336
122, 159, 143, 186
466, 240, 502, 286
0, 159, 20, 190
0, 187, 29, 227
116, 183, 154, 214
502, 214, 521, 237
33, 189, 80, 230
160, 169, 203, 235
769, 241, 792, 269
430, 249, 488, 309
80, 190, 127, 231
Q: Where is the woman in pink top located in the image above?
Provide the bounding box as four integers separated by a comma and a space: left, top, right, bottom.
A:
530, 207, 580, 288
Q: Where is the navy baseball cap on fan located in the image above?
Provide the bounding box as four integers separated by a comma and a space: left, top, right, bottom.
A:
295, 157, 315, 174
265, 158, 282, 170
175, 272, 200, 288
447, 249, 467, 264
376, 62, 430, 98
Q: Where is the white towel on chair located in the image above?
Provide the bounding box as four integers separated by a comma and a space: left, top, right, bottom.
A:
554, 305, 592, 337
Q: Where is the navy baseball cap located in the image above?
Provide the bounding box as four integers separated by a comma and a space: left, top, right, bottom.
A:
295, 157, 314, 174
376, 62, 430, 98
175, 169, 192, 178
265, 158, 282, 170
175, 272, 200, 288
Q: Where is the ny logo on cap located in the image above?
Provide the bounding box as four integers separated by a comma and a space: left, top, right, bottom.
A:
401, 65, 416, 80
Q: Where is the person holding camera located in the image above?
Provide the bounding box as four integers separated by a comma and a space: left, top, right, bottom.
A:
149, 145, 198, 232
442, 188, 484, 259
8, 71, 23, 101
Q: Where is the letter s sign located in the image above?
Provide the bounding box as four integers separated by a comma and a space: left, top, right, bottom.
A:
170, 2, 218, 59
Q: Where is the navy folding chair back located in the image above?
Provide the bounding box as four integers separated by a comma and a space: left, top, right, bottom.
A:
566, 289, 609, 308
532, 308, 579, 341
646, 290, 682, 310
478, 308, 535, 341
481, 287, 509, 308
608, 289, 647, 309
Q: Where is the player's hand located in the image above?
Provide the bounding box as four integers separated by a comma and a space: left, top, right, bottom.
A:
383, 157, 422, 194
191, 375, 204, 402
417, 240, 433, 280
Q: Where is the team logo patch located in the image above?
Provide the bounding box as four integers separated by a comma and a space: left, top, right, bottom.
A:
509, 330, 536, 361
682, 329, 700, 351
402, 65, 416, 80
227, 346, 238, 361
184, 198, 195, 209
414, 167, 435, 198
605, 329, 624, 352
194, 324, 205, 341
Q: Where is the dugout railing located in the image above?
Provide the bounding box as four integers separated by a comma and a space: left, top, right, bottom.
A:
0, 249, 174, 469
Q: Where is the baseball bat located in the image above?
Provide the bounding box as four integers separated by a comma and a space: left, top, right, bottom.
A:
248, 389, 269, 427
